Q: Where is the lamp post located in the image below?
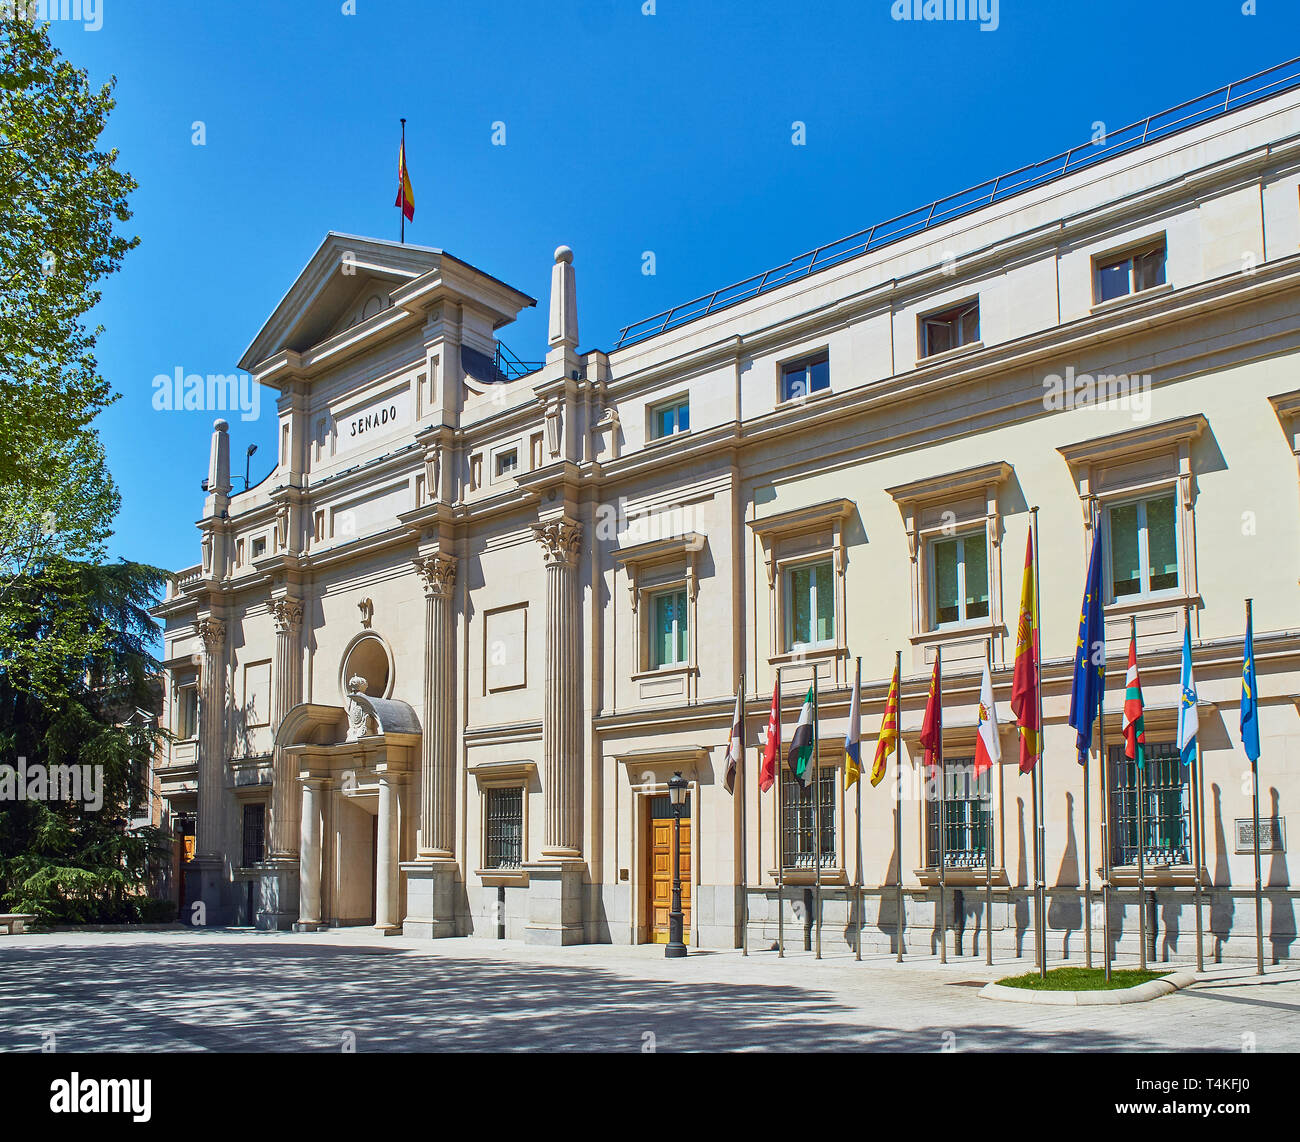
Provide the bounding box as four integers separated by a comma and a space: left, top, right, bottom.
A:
666, 771, 688, 959
243, 443, 258, 491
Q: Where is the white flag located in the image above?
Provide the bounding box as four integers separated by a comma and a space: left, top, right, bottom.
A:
974, 660, 1001, 776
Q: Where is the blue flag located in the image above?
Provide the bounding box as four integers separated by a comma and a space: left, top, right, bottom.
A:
1068, 523, 1106, 764
1241, 605, 1260, 763
1176, 624, 1199, 770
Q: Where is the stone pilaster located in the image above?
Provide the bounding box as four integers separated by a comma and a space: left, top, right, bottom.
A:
294, 777, 325, 932
532, 516, 583, 859
269, 596, 303, 856
195, 616, 226, 857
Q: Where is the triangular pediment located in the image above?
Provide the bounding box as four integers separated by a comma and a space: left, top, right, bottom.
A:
238, 233, 443, 373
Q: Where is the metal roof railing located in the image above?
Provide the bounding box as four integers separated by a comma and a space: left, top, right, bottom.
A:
613, 56, 1300, 351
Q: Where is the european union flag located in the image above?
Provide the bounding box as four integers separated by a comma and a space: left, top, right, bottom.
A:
1068, 522, 1106, 764
1241, 603, 1260, 763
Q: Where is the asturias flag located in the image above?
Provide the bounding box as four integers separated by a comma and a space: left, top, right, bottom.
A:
974, 659, 1001, 777
395, 138, 415, 222
1241, 605, 1260, 763
1176, 624, 1199, 770
787, 686, 816, 789
1068, 522, 1107, 765
870, 661, 900, 788
919, 656, 942, 771
1122, 629, 1146, 769
1010, 529, 1041, 773
759, 677, 780, 793
844, 661, 862, 790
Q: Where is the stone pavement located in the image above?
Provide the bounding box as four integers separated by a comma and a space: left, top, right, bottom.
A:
1, 927, 1295, 1052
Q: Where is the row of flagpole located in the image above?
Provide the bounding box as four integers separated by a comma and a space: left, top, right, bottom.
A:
725, 521, 1268, 974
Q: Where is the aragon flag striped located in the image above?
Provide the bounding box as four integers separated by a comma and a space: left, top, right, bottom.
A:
787, 686, 816, 789
1010, 529, 1041, 773
870, 660, 900, 787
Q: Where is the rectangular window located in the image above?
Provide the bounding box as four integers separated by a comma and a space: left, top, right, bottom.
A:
251, 537, 267, 559
485, 787, 523, 870
242, 802, 265, 867
920, 300, 980, 357
1108, 742, 1190, 866
786, 560, 835, 649
651, 397, 690, 439
1096, 242, 1166, 303
177, 686, 198, 740
494, 449, 518, 477
651, 589, 689, 668
925, 756, 992, 868
1106, 493, 1178, 600
929, 530, 989, 627
781, 353, 830, 402
781, 767, 837, 869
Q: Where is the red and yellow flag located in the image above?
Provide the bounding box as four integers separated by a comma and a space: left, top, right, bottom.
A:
1011, 529, 1041, 773
395, 138, 415, 222
869, 661, 900, 787
918, 655, 942, 771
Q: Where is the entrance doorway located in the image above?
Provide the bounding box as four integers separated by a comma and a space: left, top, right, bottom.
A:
645, 793, 691, 944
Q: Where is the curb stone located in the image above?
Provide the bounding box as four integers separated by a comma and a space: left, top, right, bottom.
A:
979, 971, 1198, 1005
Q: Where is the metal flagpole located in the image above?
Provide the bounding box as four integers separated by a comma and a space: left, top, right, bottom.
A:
399, 119, 406, 245
1100, 670, 1112, 982
985, 649, 993, 967
813, 669, 822, 961
1031, 507, 1046, 979
1248, 599, 1264, 976
1187, 605, 1203, 975
855, 658, 863, 962
740, 672, 748, 957
1134, 615, 1148, 973
777, 668, 784, 959
937, 645, 947, 964
895, 650, 904, 963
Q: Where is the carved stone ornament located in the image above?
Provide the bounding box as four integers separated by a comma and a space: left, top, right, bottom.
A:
414, 553, 457, 598
344, 675, 376, 742
196, 617, 225, 653
533, 518, 583, 567
272, 596, 303, 635
357, 597, 374, 628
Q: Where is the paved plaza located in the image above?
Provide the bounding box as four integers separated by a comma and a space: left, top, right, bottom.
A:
1, 928, 1297, 1052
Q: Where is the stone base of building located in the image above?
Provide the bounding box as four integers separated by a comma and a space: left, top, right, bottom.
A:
400, 860, 464, 939
293, 919, 326, 932
184, 857, 234, 927
523, 861, 586, 946
255, 857, 300, 931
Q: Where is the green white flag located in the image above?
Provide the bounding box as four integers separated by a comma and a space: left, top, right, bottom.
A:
786, 686, 816, 788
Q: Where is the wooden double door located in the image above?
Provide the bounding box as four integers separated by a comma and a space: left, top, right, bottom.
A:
646, 794, 691, 944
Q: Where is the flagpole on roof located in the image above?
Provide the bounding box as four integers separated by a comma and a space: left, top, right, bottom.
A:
399, 119, 406, 245
894, 650, 904, 963
1133, 614, 1148, 973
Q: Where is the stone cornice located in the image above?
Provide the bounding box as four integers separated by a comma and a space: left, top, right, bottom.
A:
886, 460, 1013, 507
747, 497, 855, 541
1057, 413, 1208, 467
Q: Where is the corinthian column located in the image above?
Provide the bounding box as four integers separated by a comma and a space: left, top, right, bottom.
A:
533, 517, 583, 859
269, 596, 304, 858
195, 616, 227, 857
414, 553, 457, 859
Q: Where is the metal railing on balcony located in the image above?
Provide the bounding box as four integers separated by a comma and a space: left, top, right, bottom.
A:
494, 340, 543, 382
613, 56, 1300, 351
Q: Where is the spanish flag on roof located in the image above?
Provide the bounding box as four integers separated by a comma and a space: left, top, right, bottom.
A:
395, 135, 415, 223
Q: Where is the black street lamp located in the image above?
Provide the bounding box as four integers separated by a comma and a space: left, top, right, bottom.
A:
666, 771, 689, 959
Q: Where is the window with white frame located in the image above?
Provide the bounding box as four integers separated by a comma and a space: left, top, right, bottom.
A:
1095, 241, 1166, 304
176, 684, 198, 741
650, 588, 689, 668
651, 396, 689, 439
920, 299, 980, 357
1105, 492, 1178, 600
929, 530, 990, 627
780, 353, 830, 402
494, 448, 519, 478
785, 560, 835, 650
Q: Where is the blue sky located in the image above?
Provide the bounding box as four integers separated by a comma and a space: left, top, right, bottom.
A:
47, 0, 1299, 574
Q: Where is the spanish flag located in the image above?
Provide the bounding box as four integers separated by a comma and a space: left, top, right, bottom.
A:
869, 660, 899, 787
395, 136, 415, 223
1010, 529, 1041, 773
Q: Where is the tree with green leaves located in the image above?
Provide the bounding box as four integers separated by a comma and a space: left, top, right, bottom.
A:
0, 14, 138, 686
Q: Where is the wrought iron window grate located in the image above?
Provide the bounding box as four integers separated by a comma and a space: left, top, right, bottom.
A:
782, 767, 837, 869
1108, 742, 1191, 866
486, 787, 524, 870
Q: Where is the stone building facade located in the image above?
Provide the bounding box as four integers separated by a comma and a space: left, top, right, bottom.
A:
154, 70, 1300, 961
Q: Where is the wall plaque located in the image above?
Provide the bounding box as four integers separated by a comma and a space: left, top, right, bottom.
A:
1234, 817, 1284, 854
